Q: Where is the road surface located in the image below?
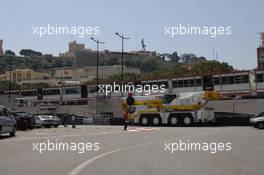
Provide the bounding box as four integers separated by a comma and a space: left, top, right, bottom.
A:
0, 125, 263, 175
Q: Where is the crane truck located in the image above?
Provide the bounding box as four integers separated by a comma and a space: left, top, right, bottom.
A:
121, 91, 219, 126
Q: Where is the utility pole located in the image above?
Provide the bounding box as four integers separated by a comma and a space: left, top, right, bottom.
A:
8, 64, 12, 105
90, 37, 105, 93
115, 32, 130, 83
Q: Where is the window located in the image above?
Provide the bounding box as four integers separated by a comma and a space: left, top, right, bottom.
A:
178, 80, 183, 87
242, 75, 249, 83
64, 77, 72, 80
195, 79, 202, 86
27, 72, 31, 80
22, 90, 36, 97
17, 73, 21, 81
213, 77, 220, 85
152, 82, 158, 86
163, 81, 169, 88
1, 108, 10, 117
163, 95, 176, 104
256, 73, 264, 82
183, 80, 189, 87
222, 77, 228, 84
64, 88, 80, 95
172, 81, 178, 88
1, 109, 6, 116
189, 79, 195, 87
158, 81, 168, 88
228, 76, 234, 84
256, 111, 264, 118
44, 89, 60, 96
235, 76, 242, 84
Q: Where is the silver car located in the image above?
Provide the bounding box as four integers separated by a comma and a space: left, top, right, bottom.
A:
34, 115, 44, 128
0, 105, 16, 137
37, 115, 54, 128
49, 116, 62, 128
250, 111, 264, 129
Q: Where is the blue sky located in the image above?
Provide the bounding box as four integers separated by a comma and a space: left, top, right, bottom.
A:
1, 0, 263, 69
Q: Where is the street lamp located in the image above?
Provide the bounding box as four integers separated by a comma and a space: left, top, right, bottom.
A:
90, 37, 105, 91
8, 63, 12, 105
115, 32, 130, 83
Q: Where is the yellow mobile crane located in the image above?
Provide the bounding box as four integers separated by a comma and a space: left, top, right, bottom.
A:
121, 91, 219, 126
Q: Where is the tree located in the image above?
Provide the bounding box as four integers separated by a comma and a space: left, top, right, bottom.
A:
51, 59, 63, 67
5, 50, 15, 56
139, 57, 158, 73
191, 60, 233, 74
19, 49, 42, 57
106, 72, 139, 82
22, 82, 50, 89
124, 57, 141, 67
170, 51, 180, 63
0, 80, 21, 91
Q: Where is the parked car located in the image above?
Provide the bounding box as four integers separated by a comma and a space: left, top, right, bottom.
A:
37, 115, 54, 128
11, 112, 35, 130
16, 112, 36, 129
11, 112, 28, 130
34, 115, 44, 128
250, 111, 264, 129
83, 116, 93, 125
49, 115, 62, 127
0, 105, 16, 137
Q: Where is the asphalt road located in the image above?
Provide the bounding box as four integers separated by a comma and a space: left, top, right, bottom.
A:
0, 125, 263, 175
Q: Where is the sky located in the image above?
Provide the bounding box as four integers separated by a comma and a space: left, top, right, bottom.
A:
1, 0, 263, 70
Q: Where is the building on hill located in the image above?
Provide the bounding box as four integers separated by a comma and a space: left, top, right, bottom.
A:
53, 65, 141, 82
0, 68, 51, 85
74, 50, 104, 67
59, 40, 99, 66
60, 41, 158, 68
257, 32, 264, 69
130, 50, 156, 57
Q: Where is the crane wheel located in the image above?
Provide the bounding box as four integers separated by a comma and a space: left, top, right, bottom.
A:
183, 116, 193, 126
140, 116, 149, 126
169, 116, 178, 126
152, 117, 161, 126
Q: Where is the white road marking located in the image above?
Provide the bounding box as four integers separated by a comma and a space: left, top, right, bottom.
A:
0, 131, 121, 142
127, 127, 160, 132
68, 142, 156, 175
136, 127, 160, 131
68, 129, 221, 175
127, 129, 140, 132
0, 127, 159, 143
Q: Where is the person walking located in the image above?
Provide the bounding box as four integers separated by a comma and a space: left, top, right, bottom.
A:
63, 114, 67, 128
71, 114, 76, 128
123, 93, 135, 131
123, 93, 134, 131
123, 111, 129, 131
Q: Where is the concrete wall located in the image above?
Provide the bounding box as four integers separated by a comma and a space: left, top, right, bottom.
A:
15, 97, 123, 118
206, 99, 264, 115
